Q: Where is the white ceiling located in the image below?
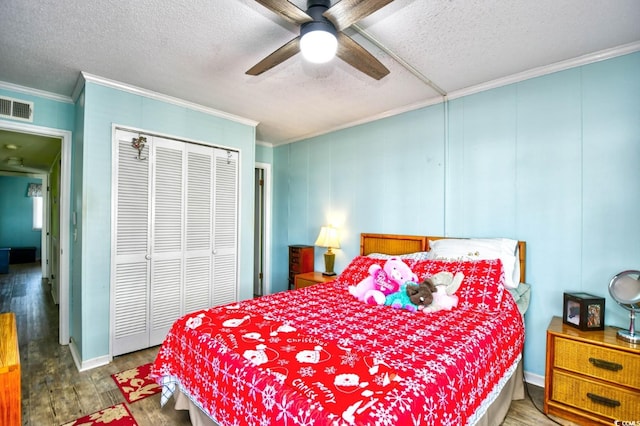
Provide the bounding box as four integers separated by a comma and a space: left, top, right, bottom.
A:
0, 0, 639, 150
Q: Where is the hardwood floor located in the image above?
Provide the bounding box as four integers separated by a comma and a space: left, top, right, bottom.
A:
2, 263, 577, 425
3, 263, 189, 426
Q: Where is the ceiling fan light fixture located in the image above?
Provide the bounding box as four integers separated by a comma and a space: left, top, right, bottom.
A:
300, 21, 337, 64
6, 156, 23, 166
247, 0, 391, 79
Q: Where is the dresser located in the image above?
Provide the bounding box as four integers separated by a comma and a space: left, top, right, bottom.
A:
544, 316, 640, 424
294, 271, 335, 290
288, 245, 314, 289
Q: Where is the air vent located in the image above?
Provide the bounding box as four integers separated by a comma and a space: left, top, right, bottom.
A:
0, 96, 33, 122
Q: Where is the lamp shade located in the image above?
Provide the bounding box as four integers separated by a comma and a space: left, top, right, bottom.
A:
315, 226, 340, 249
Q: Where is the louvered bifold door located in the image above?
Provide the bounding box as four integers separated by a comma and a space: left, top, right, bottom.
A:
112, 130, 152, 356
149, 137, 185, 346
212, 149, 239, 306
184, 144, 214, 312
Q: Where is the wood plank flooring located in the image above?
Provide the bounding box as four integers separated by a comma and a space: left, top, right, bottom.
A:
2, 263, 577, 425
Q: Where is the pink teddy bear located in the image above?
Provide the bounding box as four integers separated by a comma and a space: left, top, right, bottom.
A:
349, 257, 418, 305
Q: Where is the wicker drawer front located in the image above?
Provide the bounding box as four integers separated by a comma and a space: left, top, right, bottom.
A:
554, 337, 640, 389
552, 370, 640, 420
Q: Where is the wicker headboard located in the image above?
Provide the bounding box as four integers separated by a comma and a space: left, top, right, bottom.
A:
359, 233, 427, 256
360, 233, 526, 283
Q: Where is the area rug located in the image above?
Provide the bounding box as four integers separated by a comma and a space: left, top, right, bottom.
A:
111, 363, 161, 403
61, 403, 137, 426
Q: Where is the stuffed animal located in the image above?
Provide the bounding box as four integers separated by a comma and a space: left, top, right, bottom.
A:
384, 282, 420, 312
406, 279, 437, 309
421, 271, 465, 313
348, 263, 388, 305
382, 258, 418, 294
348, 257, 418, 305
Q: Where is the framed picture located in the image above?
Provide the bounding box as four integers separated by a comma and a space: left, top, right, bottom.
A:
563, 292, 605, 331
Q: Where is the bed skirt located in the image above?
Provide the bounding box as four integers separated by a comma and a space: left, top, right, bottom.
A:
172, 360, 524, 426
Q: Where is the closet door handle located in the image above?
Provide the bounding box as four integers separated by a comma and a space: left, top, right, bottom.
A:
589, 357, 623, 371
212, 249, 217, 255
145, 254, 151, 260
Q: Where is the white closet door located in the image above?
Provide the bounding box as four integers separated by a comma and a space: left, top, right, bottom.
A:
112, 129, 151, 356
149, 137, 185, 346
112, 130, 239, 355
184, 143, 214, 312
212, 149, 239, 306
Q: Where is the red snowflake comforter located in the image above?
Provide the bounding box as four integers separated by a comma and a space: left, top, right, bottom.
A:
152, 257, 525, 426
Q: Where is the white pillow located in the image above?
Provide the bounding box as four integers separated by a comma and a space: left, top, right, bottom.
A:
367, 251, 431, 261
428, 238, 520, 289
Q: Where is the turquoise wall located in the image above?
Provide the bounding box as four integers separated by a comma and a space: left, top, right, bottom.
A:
77, 81, 256, 361
0, 175, 43, 256
256, 143, 273, 163
0, 88, 74, 131
71, 89, 85, 352
273, 52, 640, 378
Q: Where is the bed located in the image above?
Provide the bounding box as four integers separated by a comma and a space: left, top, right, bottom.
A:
152, 233, 529, 426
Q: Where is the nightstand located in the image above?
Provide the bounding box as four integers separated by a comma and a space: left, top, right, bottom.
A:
288, 245, 314, 290
544, 316, 640, 424
294, 271, 335, 290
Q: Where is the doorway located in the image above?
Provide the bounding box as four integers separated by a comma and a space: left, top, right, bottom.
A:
0, 120, 72, 345
254, 163, 271, 297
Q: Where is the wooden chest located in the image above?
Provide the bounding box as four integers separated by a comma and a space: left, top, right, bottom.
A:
288, 245, 314, 289
0, 312, 21, 426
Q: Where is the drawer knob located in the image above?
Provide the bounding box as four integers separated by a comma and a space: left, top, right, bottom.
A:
588, 357, 623, 371
586, 392, 621, 408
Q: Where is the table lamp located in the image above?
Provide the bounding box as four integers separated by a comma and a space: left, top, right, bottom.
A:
315, 226, 340, 276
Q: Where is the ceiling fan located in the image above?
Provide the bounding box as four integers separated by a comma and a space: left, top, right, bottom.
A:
246, 0, 393, 80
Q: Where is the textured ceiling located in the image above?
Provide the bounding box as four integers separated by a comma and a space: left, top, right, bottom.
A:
0, 0, 639, 154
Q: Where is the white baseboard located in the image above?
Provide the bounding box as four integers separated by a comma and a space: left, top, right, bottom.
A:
69, 339, 111, 372
50, 287, 59, 305
524, 370, 545, 388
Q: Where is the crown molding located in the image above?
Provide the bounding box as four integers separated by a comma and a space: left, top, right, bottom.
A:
76, 72, 259, 128
256, 139, 274, 148
448, 41, 640, 101
71, 72, 86, 102
277, 96, 444, 146
0, 81, 73, 104
279, 41, 640, 146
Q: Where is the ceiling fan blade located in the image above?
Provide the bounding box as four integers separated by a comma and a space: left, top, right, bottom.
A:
324, 0, 394, 31
336, 32, 389, 80
254, 0, 312, 25
246, 36, 301, 76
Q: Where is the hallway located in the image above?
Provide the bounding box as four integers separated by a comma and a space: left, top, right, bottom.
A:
1, 263, 190, 425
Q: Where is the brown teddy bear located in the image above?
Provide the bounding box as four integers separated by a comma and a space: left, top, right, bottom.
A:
406, 278, 437, 309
